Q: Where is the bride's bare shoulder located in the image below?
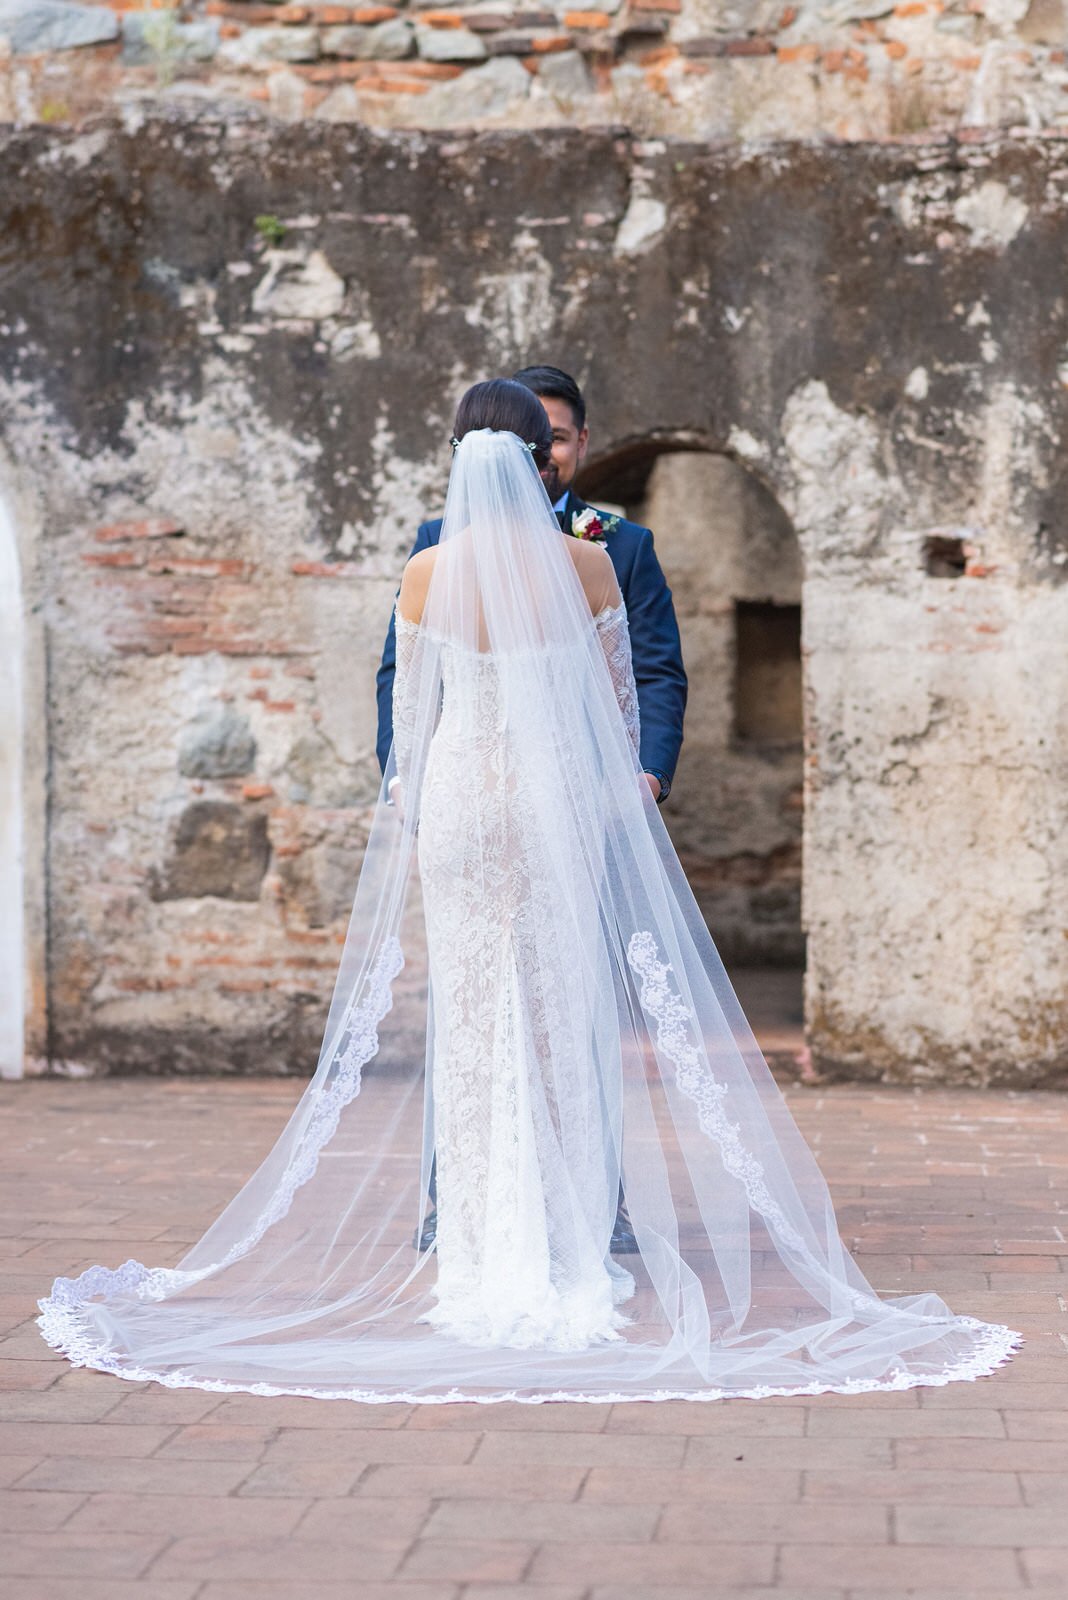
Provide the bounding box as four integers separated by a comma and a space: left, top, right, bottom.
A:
397, 546, 437, 623
568, 538, 620, 613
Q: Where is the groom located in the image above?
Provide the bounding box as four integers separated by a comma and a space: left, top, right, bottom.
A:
376, 365, 687, 802
374, 365, 688, 1250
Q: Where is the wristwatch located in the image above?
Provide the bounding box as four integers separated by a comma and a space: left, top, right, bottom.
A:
644, 769, 671, 804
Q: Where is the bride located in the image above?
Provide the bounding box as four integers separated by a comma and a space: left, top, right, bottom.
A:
38, 380, 1020, 1403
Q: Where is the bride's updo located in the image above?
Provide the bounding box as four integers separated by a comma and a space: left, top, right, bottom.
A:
452, 379, 554, 470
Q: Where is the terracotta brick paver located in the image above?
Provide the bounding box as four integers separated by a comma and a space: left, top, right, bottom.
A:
4, 1076, 1068, 1597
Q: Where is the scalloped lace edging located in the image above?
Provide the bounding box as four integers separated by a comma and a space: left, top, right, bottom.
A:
35, 1299, 1022, 1405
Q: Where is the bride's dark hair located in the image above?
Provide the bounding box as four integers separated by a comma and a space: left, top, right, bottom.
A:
453, 379, 554, 470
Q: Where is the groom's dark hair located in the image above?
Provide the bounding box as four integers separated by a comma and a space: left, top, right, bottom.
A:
512, 365, 587, 431
453, 379, 554, 469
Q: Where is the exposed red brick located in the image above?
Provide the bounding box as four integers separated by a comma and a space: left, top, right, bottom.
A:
301, 61, 368, 81
83, 549, 145, 568
93, 517, 184, 542
639, 43, 679, 65
242, 783, 275, 800
206, 1, 301, 17
885, 38, 908, 58
344, 3, 398, 18
264, 700, 296, 712
564, 9, 613, 25
465, 13, 514, 31
145, 558, 254, 579
359, 58, 462, 78
725, 36, 775, 56
894, 0, 930, 14
528, 33, 573, 51
115, 976, 185, 992
115, 617, 207, 638
778, 4, 797, 25
418, 9, 464, 25
628, 0, 681, 12
778, 42, 819, 62
291, 558, 362, 576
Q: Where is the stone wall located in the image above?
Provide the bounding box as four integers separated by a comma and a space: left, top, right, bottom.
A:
2, 118, 1066, 1086
2, 0, 1068, 139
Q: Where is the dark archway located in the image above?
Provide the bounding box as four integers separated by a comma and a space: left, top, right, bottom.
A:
579, 442, 805, 1050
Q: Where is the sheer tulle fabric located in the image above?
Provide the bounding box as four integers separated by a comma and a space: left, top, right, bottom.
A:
38, 430, 1021, 1402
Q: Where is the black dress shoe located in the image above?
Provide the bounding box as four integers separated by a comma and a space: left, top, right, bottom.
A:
610, 1202, 639, 1255
414, 1207, 437, 1253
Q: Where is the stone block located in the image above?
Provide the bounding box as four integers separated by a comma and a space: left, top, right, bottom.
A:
219, 25, 321, 65
122, 15, 220, 68
151, 802, 270, 902
415, 23, 487, 59
177, 707, 257, 780
0, 0, 118, 55
321, 18, 415, 58
536, 46, 592, 97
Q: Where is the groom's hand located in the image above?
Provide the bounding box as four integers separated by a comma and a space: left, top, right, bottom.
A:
642, 772, 661, 803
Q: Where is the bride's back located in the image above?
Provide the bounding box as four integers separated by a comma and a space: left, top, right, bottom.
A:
398, 529, 620, 649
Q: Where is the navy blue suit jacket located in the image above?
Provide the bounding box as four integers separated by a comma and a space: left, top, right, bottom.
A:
375, 489, 687, 790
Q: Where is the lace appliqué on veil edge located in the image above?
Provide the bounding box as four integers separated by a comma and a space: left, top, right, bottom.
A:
38, 936, 403, 1315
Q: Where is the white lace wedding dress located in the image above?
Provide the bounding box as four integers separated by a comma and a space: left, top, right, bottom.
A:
397, 601, 640, 1351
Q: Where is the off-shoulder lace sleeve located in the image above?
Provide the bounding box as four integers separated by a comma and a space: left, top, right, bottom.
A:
595, 600, 641, 759
391, 612, 420, 795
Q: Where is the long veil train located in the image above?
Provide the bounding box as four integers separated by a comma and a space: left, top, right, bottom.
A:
38, 429, 1021, 1402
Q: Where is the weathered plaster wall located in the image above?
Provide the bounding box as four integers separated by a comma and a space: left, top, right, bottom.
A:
1, 118, 1065, 1084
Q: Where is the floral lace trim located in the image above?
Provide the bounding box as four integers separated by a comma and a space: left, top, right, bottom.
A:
34, 1301, 1022, 1404
627, 930, 811, 1258
594, 601, 640, 759
41, 935, 404, 1313
625, 929, 992, 1328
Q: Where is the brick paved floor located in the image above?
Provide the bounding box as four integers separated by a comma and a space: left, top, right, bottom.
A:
3, 1075, 1068, 1599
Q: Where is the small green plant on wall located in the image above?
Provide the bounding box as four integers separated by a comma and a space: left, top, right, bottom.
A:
254, 215, 288, 247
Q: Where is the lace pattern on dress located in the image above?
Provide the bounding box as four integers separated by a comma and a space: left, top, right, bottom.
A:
392, 610, 421, 794
594, 600, 641, 758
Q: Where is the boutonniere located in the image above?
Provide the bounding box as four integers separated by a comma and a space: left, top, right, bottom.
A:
571, 507, 620, 544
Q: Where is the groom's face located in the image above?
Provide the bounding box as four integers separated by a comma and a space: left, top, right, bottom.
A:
537, 396, 589, 503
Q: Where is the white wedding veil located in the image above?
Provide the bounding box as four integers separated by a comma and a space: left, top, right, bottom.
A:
38, 420, 1021, 1402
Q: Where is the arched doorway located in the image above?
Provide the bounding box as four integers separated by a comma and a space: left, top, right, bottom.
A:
578, 443, 804, 1053
0, 492, 23, 1077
